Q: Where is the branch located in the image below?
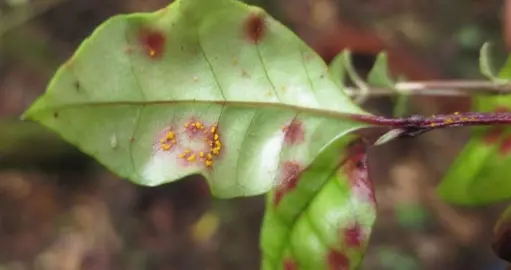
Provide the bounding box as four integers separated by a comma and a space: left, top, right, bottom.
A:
344, 80, 511, 98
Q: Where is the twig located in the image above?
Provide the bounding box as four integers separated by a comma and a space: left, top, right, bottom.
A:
344, 80, 511, 98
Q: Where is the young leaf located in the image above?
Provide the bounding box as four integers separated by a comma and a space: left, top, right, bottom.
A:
367, 52, 394, 88
260, 137, 376, 270
328, 49, 347, 88
22, 0, 373, 198
437, 54, 511, 205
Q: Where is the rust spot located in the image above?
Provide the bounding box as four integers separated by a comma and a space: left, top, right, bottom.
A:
129, 137, 135, 143
344, 223, 363, 248
139, 28, 166, 59
53, 112, 59, 118
343, 146, 376, 205
283, 258, 299, 270
282, 119, 305, 145
274, 161, 302, 207
244, 13, 266, 44
327, 250, 350, 270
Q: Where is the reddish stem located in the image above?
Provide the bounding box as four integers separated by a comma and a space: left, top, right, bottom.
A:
351, 112, 511, 137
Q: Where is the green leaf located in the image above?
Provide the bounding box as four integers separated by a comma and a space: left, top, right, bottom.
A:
479, 42, 499, 82
367, 52, 394, 88
260, 137, 376, 270
437, 53, 511, 205
328, 50, 347, 88
22, 0, 373, 198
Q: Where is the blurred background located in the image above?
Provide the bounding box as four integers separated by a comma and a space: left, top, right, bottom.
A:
0, 0, 510, 269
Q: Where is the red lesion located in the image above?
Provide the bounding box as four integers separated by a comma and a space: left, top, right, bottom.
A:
138, 28, 166, 59
343, 222, 364, 248
342, 145, 376, 205
327, 250, 350, 270
283, 258, 299, 270
244, 13, 267, 44
282, 119, 305, 145
273, 161, 303, 207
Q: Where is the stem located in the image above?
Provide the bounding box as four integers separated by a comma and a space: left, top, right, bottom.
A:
344, 80, 511, 98
352, 111, 511, 137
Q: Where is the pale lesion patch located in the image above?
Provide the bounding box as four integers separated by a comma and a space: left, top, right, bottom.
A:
155, 118, 224, 169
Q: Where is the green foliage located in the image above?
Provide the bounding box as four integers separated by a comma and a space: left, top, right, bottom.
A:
24, 0, 511, 267
438, 52, 511, 205
23, 0, 383, 268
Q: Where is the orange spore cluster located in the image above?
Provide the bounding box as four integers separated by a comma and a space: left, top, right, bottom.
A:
178, 121, 222, 168
159, 131, 177, 151
429, 112, 478, 128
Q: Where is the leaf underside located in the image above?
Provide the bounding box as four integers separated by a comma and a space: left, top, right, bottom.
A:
23, 0, 372, 198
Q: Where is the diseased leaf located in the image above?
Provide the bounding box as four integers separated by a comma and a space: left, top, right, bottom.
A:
260, 137, 376, 270
22, 0, 373, 198
438, 54, 511, 205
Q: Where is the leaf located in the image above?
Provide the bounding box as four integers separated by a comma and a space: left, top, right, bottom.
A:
260, 137, 376, 270
328, 50, 347, 88
367, 52, 394, 89
437, 53, 511, 205
22, 0, 373, 198
493, 204, 511, 263
479, 42, 500, 82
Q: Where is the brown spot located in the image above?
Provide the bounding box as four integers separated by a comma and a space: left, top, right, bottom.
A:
139, 28, 166, 59
344, 223, 363, 248
129, 137, 135, 143
282, 119, 305, 145
274, 161, 302, 207
327, 250, 350, 270
283, 258, 299, 270
73, 81, 80, 91
343, 146, 376, 205
241, 70, 250, 78
53, 112, 59, 118
500, 136, 511, 156
232, 57, 238, 66
244, 13, 266, 44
